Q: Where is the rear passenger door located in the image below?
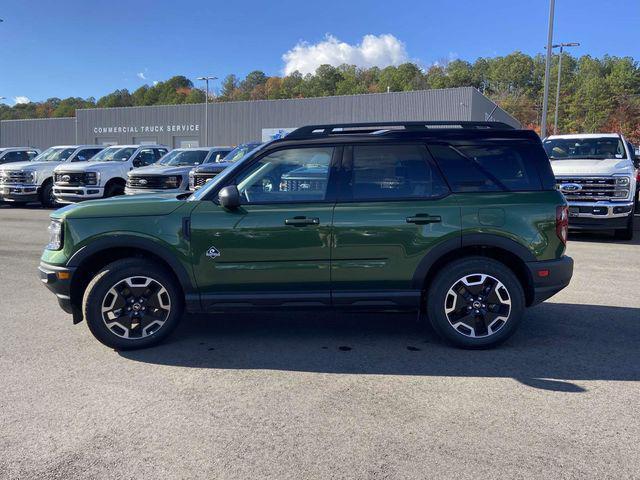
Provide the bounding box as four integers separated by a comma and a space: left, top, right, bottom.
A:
331, 143, 461, 308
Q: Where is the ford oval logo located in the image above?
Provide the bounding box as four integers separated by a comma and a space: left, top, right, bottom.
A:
139, 179, 148, 185
560, 183, 582, 193
61, 175, 71, 183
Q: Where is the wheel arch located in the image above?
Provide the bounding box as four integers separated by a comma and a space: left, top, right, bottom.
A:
67, 235, 195, 316
413, 234, 536, 306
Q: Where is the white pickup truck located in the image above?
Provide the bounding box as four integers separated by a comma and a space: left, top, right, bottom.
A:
544, 133, 638, 240
0, 145, 103, 207
53, 144, 168, 204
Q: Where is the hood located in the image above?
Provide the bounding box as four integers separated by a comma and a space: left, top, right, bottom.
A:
52, 192, 189, 220
1, 161, 58, 172
54, 161, 126, 173
551, 157, 635, 176
193, 162, 232, 174
129, 165, 193, 176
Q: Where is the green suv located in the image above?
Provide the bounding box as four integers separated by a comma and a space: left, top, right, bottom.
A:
39, 122, 573, 350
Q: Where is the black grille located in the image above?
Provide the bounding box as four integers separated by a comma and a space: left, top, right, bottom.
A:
54, 172, 86, 186
127, 175, 174, 189
280, 179, 327, 192
193, 173, 218, 189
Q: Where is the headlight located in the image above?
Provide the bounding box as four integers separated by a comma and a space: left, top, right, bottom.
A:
84, 171, 100, 186
164, 175, 181, 188
47, 219, 63, 250
25, 171, 36, 183
615, 177, 630, 186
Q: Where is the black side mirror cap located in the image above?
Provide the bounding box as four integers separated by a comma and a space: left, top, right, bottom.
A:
218, 185, 241, 209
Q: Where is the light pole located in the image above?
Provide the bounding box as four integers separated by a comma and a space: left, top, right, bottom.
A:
551, 42, 580, 135
540, 0, 556, 139
0, 96, 5, 147
197, 76, 217, 146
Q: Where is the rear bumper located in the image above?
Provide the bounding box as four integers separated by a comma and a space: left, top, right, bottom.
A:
525, 256, 573, 306
38, 262, 76, 315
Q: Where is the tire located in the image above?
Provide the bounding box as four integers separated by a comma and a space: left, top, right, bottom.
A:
614, 214, 634, 241
40, 181, 56, 208
425, 256, 526, 349
82, 258, 183, 349
6, 202, 28, 207
104, 181, 124, 198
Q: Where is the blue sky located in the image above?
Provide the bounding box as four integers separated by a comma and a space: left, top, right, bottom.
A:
1, 0, 638, 104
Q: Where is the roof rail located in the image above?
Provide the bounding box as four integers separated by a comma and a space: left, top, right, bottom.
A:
286, 121, 514, 139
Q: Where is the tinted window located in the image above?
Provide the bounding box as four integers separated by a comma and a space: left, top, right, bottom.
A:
2, 151, 28, 163
348, 144, 448, 200
234, 147, 333, 204
135, 149, 157, 166
430, 143, 542, 192
26, 150, 39, 160
74, 148, 102, 162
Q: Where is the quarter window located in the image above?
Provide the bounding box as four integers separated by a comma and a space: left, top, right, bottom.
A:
348, 144, 449, 200
234, 147, 333, 204
430, 143, 542, 192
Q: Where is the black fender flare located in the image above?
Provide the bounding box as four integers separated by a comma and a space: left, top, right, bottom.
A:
411, 233, 536, 289
67, 234, 195, 293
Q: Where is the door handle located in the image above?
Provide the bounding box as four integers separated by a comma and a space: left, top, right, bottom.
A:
285, 216, 320, 226
406, 214, 441, 225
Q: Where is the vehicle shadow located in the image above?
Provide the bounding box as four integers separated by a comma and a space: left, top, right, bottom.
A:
119, 302, 640, 392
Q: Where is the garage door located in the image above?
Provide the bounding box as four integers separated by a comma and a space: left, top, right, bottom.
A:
174, 136, 199, 148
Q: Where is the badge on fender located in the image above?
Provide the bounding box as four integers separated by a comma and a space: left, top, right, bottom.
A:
206, 246, 221, 258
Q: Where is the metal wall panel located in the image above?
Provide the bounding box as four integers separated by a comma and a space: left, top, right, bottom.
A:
1, 88, 520, 149
0, 117, 76, 149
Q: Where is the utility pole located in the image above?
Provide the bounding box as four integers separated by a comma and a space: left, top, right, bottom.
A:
197, 76, 217, 146
540, 0, 556, 139
0, 96, 5, 147
552, 42, 580, 135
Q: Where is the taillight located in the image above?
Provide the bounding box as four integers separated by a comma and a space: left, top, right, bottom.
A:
556, 205, 569, 245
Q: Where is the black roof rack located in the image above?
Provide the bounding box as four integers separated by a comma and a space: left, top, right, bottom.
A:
286, 121, 514, 140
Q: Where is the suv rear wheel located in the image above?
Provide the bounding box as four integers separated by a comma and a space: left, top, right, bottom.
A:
82, 259, 183, 349
426, 257, 525, 349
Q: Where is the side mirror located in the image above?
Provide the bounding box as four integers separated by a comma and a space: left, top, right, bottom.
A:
218, 185, 241, 209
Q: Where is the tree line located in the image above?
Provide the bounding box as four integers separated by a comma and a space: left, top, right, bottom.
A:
1, 52, 639, 142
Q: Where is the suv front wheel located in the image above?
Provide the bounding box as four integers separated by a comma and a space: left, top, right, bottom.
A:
426, 257, 525, 349
82, 259, 183, 349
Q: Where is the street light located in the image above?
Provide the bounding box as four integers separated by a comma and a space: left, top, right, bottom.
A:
551, 42, 580, 135
540, 0, 556, 139
196, 76, 217, 146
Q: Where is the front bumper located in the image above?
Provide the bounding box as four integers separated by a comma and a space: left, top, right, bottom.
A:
53, 185, 104, 204
125, 186, 185, 195
0, 184, 40, 202
38, 262, 77, 316
525, 256, 573, 306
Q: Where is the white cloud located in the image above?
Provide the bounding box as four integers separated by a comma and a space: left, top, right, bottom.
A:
137, 72, 147, 80
14, 96, 30, 105
152, 80, 159, 86
282, 34, 409, 75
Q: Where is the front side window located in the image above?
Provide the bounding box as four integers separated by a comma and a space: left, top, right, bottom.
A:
349, 144, 449, 200
430, 143, 542, 192
135, 149, 158, 166
234, 147, 333, 204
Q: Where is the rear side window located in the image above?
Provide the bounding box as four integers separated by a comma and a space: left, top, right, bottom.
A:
429, 143, 544, 192
348, 144, 449, 200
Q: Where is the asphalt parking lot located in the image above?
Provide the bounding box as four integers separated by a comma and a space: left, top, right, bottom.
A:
1, 205, 639, 480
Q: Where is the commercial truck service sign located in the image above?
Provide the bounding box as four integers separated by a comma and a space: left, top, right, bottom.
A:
93, 124, 200, 134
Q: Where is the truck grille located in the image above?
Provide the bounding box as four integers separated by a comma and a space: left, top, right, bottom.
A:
555, 177, 621, 202
192, 173, 218, 189
127, 175, 173, 189
54, 172, 86, 186
0, 171, 31, 184
280, 179, 326, 192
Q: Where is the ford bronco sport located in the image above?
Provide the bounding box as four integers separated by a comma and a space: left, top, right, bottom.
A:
39, 122, 573, 350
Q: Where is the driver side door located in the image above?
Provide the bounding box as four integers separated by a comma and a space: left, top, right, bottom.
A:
189, 145, 340, 311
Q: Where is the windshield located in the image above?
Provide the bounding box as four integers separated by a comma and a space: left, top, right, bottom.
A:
220, 143, 261, 163
90, 147, 137, 162
157, 150, 208, 166
544, 137, 627, 160
31, 147, 75, 162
